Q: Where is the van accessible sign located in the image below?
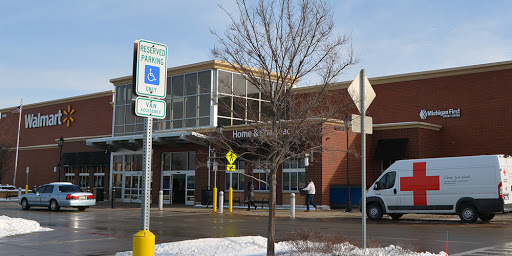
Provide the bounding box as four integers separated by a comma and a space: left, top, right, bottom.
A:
133, 39, 167, 99
134, 97, 166, 119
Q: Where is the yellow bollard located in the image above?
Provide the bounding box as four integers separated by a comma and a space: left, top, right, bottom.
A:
229, 187, 233, 213
133, 230, 155, 256
25, 185, 29, 194
213, 187, 217, 213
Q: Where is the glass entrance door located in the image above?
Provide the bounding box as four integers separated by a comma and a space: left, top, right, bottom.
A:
162, 175, 171, 204
186, 174, 195, 205
172, 174, 186, 204
123, 174, 142, 203
161, 173, 195, 205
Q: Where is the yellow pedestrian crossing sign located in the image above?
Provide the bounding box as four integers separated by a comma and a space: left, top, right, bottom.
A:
227, 164, 236, 171
226, 150, 237, 164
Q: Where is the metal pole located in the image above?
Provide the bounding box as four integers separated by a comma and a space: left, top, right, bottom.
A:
360, 69, 367, 249
213, 157, 217, 213
13, 99, 22, 186
208, 146, 211, 190
219, 191, 224, 214
229, 172, 233, 213
58, 144, 62, 182
159, 190, 163, 211
290, 193, 296, 218
112, 187, 116, 208
141, 116, 153, 230
26, 167, 29, 191
346, 119, 352, 212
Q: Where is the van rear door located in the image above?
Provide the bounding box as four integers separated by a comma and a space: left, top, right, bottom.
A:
498, 156, 512, 209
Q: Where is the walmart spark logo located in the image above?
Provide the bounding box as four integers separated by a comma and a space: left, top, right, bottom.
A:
63, 105, 76, 127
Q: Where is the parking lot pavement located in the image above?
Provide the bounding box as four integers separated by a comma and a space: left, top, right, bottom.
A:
3, 200, 512, 256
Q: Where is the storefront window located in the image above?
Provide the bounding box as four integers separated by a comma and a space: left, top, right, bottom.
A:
65, 167, 75, 184
217, 70, 272, 126
164, 152, 196, 172
112, 70, 212, 136
94, 166, 105, 188
79, 167, 90, 189
282, 159, 306, 192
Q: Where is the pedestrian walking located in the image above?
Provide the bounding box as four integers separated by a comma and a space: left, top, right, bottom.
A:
247, 182, 257, 211
303, 179, 318, 212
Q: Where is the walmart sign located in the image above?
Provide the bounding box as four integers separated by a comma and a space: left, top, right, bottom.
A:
24, 105, 76, 129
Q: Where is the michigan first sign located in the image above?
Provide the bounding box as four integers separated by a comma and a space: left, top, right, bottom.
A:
133, 39, 167, 99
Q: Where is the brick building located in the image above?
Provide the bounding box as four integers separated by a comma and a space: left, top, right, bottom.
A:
2, 60, 511, 209
0, 91, 113, 198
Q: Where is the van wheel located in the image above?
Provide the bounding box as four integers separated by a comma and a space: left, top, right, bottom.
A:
459, 205, 478, 223
367, 203, 383, 220
21, 199, 30, 210
50, 200, 60, 212
389, 213, 403, 220
478, 213, 495, 222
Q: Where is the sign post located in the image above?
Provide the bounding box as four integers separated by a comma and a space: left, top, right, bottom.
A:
348, 69, 375, 249
226, 150, 237, 213
25, 167, 29, 194
131, 39, 167, 256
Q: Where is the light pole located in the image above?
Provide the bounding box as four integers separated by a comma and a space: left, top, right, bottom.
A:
344, 115, 352, 212
58, 136, 64, 182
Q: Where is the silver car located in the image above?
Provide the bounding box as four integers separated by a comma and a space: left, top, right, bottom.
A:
18, 182, 95, 211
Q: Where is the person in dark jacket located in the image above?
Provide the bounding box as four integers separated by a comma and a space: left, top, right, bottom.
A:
247, 182, 257, 211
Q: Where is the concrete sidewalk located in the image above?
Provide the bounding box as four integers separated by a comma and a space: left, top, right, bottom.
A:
95, 200, 512, 222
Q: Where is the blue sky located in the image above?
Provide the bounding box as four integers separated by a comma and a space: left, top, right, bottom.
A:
1, 0, 511, 109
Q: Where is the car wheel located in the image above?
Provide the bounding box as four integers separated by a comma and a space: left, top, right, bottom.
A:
478, 213, 495, 222
77, 207, 87, 211
367, 203, 383, 220
21, 199, 30, 210
50, 200, 60, 212
389, 213, 403, 220
459, 205, 478, 223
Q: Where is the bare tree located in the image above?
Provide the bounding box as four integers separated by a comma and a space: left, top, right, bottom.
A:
0, 144, 13, 184
211, 0, 356, 255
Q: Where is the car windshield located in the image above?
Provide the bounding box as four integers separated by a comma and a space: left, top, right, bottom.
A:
59, 185, 83, 193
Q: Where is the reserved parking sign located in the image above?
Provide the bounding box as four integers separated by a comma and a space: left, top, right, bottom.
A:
133, 39, 167, 98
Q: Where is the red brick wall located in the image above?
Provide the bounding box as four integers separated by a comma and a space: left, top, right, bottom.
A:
0, 94, 113, 186
369, 69, 512, 157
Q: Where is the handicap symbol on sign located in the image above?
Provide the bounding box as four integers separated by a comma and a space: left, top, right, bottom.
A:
145, 65, 160, 85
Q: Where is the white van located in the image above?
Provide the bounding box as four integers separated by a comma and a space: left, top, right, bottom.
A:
366, 155, 512, 223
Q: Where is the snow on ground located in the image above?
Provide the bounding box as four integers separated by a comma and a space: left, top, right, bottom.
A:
0, 215, 53, 238
0, 216, 445, 255
115, 236, 447, 256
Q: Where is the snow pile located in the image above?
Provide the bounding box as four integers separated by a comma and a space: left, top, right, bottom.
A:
115, 236, 446, 256
0, 215, 53, 238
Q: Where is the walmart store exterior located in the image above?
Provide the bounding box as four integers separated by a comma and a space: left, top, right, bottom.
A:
1, 60, 511, 208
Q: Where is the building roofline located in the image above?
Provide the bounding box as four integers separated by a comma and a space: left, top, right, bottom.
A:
109, 60, 247, 85
293, 60, 512, 94
0, 90, 114, 112
373, 122, 442, 131
109, 59, 289, 86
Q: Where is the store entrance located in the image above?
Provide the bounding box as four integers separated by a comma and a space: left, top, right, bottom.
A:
161, 172, 195, 205
172, 174, 186, 204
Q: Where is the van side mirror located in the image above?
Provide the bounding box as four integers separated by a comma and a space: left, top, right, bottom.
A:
32, 189, 36, 193
374, 183, 379, 190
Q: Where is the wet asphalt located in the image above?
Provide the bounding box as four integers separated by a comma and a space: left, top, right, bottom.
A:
1, 201, 512, 255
